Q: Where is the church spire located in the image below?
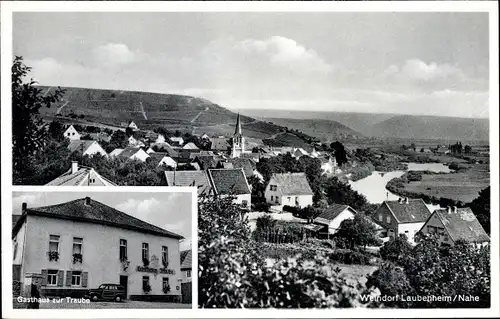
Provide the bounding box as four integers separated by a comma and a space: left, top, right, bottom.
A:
234, 112, 242, 135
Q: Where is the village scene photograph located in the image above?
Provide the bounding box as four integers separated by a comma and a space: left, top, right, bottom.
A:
6, 8, 496, 312
11, 190, 193, 309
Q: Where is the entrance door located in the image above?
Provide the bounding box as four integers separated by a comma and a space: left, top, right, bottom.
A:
120, 276, 128, 299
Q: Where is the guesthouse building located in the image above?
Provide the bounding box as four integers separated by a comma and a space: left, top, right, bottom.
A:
264, 172, 313, 208
12, 197, 183, 302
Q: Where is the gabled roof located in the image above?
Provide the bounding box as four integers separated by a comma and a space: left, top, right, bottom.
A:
16, 198, 183, 239
151, 143, 178, 158
314, 203, 354, 224
118, 146, 147, 159
268, 172, 313, 196
183, 142, 199, 150
207, 168, 251, 195
228, 158, 255, 177
210, 138, 230, 151
45, 166, 117, 186
148, 153, 176, 166
67, 140, 97, 153
431, 207, 490, 243
164, 171, 212, 195
195, 155, 220, 170
180, 250, 192, 270
383, 199, 431, 223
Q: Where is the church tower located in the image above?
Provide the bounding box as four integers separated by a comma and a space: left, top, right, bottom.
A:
231, 113, 245, 158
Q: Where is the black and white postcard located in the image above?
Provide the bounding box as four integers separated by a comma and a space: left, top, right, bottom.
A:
1, 1, 499, 318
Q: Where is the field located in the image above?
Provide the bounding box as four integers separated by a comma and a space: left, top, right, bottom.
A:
401, 163, 489, 202
263, 132, 312, 150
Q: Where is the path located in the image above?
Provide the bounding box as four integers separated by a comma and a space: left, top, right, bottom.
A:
56, 101, 69, 114
190, 107, 209, 123
139, 101, 147, 120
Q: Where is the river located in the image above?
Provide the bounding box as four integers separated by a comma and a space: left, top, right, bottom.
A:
348, 162, 452, 211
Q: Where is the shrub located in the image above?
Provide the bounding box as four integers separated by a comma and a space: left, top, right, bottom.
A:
329, 250, 372, 265
379, 234, 413, 265
366, 263, 414, 308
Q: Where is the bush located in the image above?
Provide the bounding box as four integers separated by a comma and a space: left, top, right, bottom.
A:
379, 234, 413, 265
329, 249, 372, 265
366, 263, 414, 308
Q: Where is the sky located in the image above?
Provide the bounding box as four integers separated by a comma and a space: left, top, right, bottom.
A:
13, 12, 489, 118
12, 191, 193, 251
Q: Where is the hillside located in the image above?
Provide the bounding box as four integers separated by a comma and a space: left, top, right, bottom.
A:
368, 115, 489, 142
37, 86, 285, 139
240, 109, 393, 135
260, 117, 363, 142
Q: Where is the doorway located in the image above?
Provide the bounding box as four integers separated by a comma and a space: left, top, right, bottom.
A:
119, 275, 128, 299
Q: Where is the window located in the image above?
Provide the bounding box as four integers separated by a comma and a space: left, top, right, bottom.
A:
378, 214, 383, 222
270, 185, 277, 191
162, 246, 169, 266
386, 216, 391, 223
287, 197, 291, 201
13, 238, 18, 261
242, 200, 248, 207
142, 243, 149, 260
187, 270, 191, 278
73, 237, 83, 255
72, 271, 82, 286
120, 239, 127, 261
49, 235, 60, 252
162, 277, 169, 290
47, 270, 58, 286
275, 197, 279, 204
270, 195, 273, 201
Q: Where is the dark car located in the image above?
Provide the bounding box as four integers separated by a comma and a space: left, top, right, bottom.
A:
85, 283, 126, 302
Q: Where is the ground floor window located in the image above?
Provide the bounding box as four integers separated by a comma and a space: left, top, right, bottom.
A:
47, 270, 58, 286
187, 270, 191, 278
72, 271, 82, 286
142, 276, 151, 292
162, 277, 170, 293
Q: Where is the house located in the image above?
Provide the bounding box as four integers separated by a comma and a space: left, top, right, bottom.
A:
227, 158, 256, 179
164, 171, 213, 195
418, 206, 490, 247
45, 162, 116, 186
320, 156, 338, 175
128, 135, 145, 147
115, 147, 150, 162
179, 250, 192, 283
200, 134, 210, 141
169, 137, 184, 147
12, 197, 183, 301
155, 134, 166, 144
231, 113, 245, 158
210, 138, 230, 152
372, 198, 431, 244
182, 142, 199, 150
63, 125, 81, 141
314, 204, 358, 236
67, 140, 107, 158
128, 121, 138, 131
293, 148, 309, 159
146, 147, 156, 154
207, 168, 251, 208
264, 173, 313, 208
194, 155, 220, 170
149, 153, 177, 168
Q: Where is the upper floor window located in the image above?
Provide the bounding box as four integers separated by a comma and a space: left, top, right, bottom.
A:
120, 239, 127, 261
270, 185, 277, 191
386, 216, 391, 223
73, 237, 83, 255
142, 243, 149, 261
162, 246, 169, 266
378, 214, 383, 222
49, 235, 60, 253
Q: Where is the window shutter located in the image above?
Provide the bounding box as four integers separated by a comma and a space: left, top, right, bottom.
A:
82, 272, 88, 287
65, 271, 72, 287
57, 270, 64, 287
41, 269, 48, 286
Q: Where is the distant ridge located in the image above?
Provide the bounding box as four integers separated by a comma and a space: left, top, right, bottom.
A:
368, 115, 489, 141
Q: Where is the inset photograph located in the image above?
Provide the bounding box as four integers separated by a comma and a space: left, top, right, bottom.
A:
12, 189, 193, 309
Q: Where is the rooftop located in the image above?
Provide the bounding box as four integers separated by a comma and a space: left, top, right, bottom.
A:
384, 198, 431, 223
433, 207, 490, 243
13, 197, 183, 239
164, 170, 212, 195
180, 250, 192, 270
208, 168, 251, 195
269, 172, 313, 196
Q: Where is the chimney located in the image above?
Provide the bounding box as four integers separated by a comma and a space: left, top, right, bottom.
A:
398, 198, 403, 204
71, 161, 79, 174
447, 206, 452, 214
405, 197, 409, 204
84, 197, 91, 206
453, 206, 457, 213
22, 202, 27, 212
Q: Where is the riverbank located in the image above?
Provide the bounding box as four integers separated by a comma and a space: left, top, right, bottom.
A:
386, 163, 489, 205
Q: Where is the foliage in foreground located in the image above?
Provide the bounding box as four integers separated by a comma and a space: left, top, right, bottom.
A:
198, 196, 380, 308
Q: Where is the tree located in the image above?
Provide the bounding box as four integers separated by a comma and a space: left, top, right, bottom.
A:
12, 56, 65, 180
330, 141, 348, 166
323, 176, 368, 211
125, 127, 134, 137
366, 263, 414, 308
410, 143, 416, 152
108, 130, 128, 151
48, 120, 64, 141
464, 145, 472, 155
334, 214, 381, 249
469, 186, 490, 234
379, 234, 413, 265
